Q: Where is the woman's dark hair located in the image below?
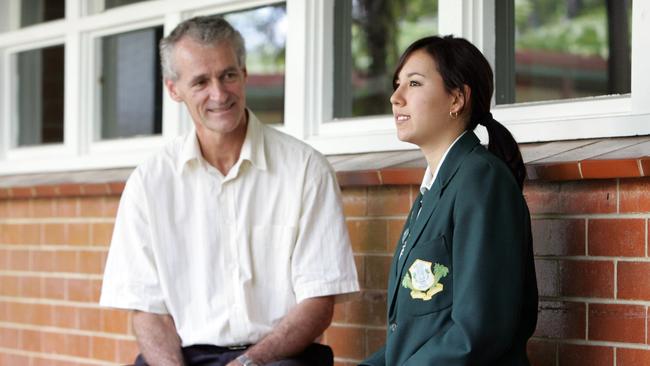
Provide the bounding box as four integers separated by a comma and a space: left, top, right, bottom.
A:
393, 35, 526, 190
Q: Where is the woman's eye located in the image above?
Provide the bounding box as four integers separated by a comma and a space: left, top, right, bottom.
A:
409, 80, 421, 87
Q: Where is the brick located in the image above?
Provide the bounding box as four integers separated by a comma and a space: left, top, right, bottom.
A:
43, 223, 66, 245
0, 275, 19, 296
78, 250, 106, 274
534, 301, 585, 339
588, 303, 645, 344
19, 275, 42, 298
0, 327, 20, 348
91, 222, 114, 246
79, 197, 105, 217
52, 305, 78, 328
31, 198, 54, 217
91, 336, 118, 361
341, 187, 367, 216
32, 303, 53, 326
367, 186, 410, 216
55, 250, 78, 273
104, 197, 121, 217
618, 348, 650, 366
67, 278, 100, 302
588, 219, 645, 257
347, 220, 388, 253
324, 325, 365, 360
364, 255, 392, 290
22, 329, 42, 351
365, 328, 386, 359
79, 307, 102, 332
332, 302, 346, 323
8, 249, 30, 271
55, 197, 79, 217
68, 223, 90, 245
3, 223, 39, 244
620, 177, 650, 213
525, 180, 617, 215
108, 182, 126, 195
0, 354, 30, 366
526, 340, 556, 366
41, 331, 66, 354
354, 256, 364, 288
559, 260, 614, 298
532, 219, 585, 256
58, 184, 83, 196
7, 199, 30, 217
102, 308, 130, 334
43, 277, 66, 300
618, 262, 650, 300
535, 259, 559, 297
346, 290, 387, 326
66, 333, 91, 358
558, 344, 613, 366
387, 219, 407, 253
11, 187, 33, 199
116, 338, 139, 364
82, 183, 110, 195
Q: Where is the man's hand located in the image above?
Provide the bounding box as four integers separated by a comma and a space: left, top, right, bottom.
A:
132, 310, 185, 366
226, 296, 335, 365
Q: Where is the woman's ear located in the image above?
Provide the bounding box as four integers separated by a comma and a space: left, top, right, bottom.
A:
450, 85, 471, 116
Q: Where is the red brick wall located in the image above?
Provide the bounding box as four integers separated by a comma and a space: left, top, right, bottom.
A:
1, 178, 649, 365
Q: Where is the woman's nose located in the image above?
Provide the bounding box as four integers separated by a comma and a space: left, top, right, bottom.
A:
390, 86, 404, 106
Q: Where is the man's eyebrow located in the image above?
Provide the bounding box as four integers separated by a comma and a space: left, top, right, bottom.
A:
189, 74, 208, 85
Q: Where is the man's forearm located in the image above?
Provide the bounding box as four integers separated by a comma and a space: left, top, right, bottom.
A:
241, 296, 335, 365
132, 310, 185, 366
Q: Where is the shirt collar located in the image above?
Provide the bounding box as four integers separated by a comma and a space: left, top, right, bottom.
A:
420, 131, 467, 194
177, 109, 268, 174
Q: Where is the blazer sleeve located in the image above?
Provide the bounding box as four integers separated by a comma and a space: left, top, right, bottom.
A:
404, 160, 529, 365
359, 345, 387, 366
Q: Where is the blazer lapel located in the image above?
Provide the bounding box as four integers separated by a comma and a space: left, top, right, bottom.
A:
387, 132, 481, 318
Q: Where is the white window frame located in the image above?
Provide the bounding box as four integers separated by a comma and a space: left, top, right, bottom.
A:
0, 0, 649, 175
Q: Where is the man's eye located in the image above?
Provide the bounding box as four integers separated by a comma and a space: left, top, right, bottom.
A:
224, 72, 238, 81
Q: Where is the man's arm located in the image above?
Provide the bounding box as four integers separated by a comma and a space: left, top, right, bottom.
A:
132, 310, 185, 366
228, 296, 334, 365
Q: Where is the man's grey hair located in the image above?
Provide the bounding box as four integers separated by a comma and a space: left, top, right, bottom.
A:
159, 15, 246, 81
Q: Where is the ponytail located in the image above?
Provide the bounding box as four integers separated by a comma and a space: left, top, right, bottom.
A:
478, 113, 526, 190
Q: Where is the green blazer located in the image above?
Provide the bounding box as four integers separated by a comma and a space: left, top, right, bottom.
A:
361, 132, 538, 366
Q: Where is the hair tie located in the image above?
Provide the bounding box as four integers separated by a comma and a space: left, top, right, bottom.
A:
479, 112, 494, 127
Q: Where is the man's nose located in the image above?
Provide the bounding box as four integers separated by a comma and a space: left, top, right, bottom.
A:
208, 81, 228, 102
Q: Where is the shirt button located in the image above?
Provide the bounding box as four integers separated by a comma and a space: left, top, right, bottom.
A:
390, 323, 397, 332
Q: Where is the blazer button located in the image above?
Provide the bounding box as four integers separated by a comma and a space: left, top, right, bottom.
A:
390, 323, 397, 332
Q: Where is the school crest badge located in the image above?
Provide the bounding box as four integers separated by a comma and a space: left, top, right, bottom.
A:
402, 259, 449, 301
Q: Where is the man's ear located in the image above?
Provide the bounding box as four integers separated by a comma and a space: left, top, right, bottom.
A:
165, 78, 183, 102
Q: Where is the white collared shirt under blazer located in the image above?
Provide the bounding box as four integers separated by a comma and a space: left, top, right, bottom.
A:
100, 111, 359, 347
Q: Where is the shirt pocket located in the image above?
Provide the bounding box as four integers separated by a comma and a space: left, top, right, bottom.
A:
398, 235, 453, 316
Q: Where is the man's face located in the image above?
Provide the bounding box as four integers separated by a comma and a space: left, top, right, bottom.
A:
165, 37, 248, 137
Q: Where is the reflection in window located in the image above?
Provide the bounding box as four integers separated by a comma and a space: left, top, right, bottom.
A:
16, 45, 65, 147
333, 0, 438, 118
21, 0, 65, 27
496, 0, 632, 104
99, 26, 163, 140
87, 0, 151, 14
223, 4, 287, 125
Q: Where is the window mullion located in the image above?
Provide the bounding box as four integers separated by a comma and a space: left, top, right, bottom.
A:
631, 0, 650, 114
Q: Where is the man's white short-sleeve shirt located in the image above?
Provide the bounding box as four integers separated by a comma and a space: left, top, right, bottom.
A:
100, 112, 359, 347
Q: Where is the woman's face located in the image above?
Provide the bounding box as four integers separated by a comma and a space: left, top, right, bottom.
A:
390, 50, 461, 148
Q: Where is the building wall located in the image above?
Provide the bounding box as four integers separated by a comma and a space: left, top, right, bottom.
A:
1, 178, 649, 365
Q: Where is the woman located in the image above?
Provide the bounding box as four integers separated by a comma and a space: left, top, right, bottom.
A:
360, 36, 538, 365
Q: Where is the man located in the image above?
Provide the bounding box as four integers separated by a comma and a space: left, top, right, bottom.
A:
100, 15, 359, 366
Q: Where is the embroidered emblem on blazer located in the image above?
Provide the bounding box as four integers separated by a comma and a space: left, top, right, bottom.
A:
402, 259, 449, 301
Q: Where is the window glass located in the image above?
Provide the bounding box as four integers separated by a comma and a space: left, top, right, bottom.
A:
496, 0, 632, 104
332, 0, 438, 119
87, 0, 151, 14
0, 0, 65, 32
15, 45, 65, 147
223, 4, 287, 125
99, 26, 163, 140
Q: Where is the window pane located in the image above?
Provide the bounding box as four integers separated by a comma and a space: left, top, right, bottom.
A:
332, 0, 438, 119
16, 45, 65, 147
99, 26, 163, 140
0, 0, 64, 32
223, 4, 287, 125
496, 0, 632, 104
87, 0, 151, 14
